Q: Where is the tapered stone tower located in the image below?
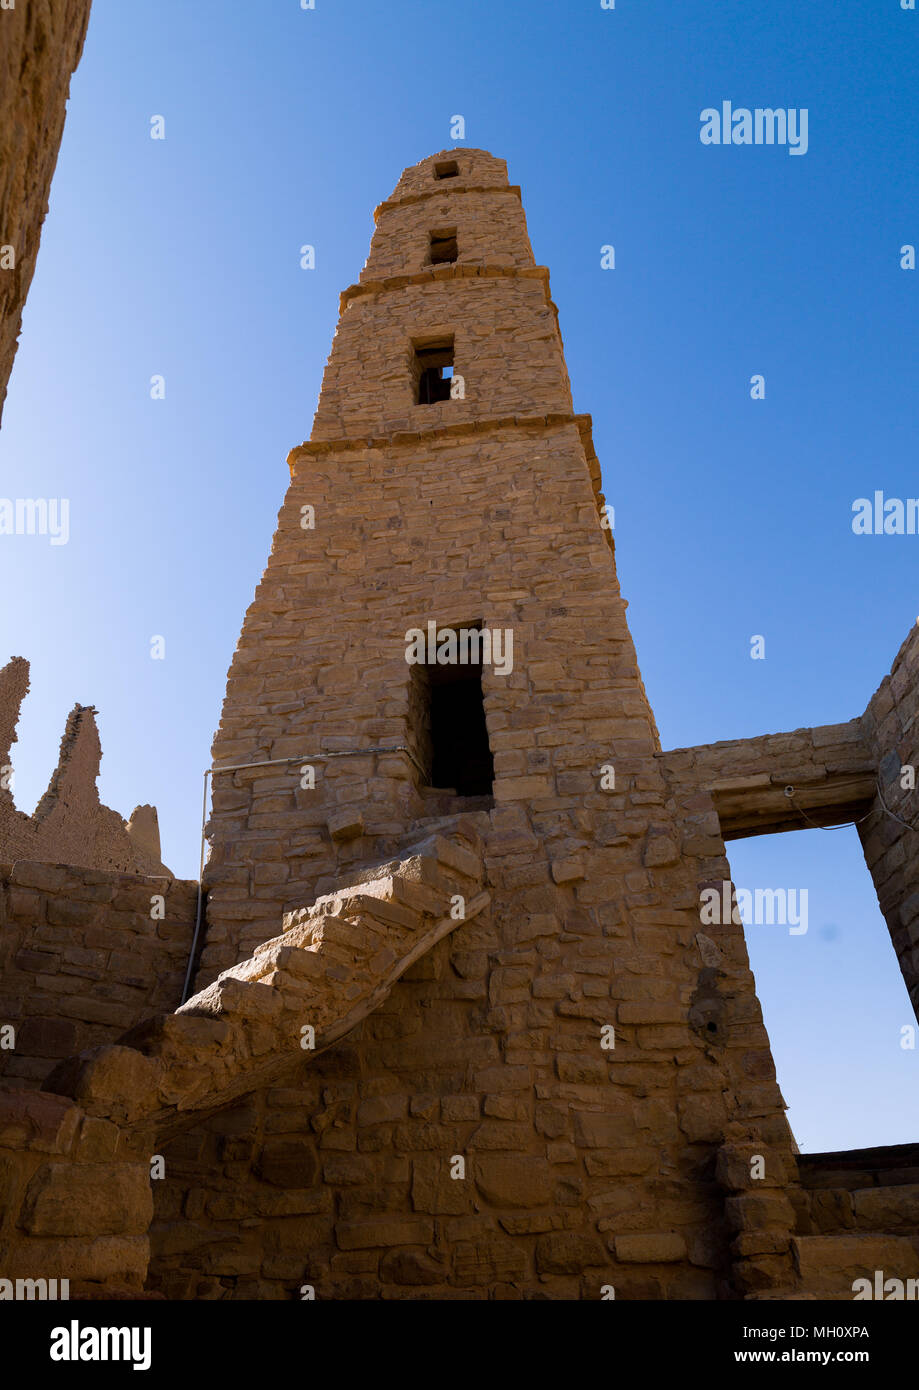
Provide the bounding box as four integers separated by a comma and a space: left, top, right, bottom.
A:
189, 149, 804, 1299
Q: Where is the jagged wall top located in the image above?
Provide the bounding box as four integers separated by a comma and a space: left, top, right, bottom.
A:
0, 656, 170, 877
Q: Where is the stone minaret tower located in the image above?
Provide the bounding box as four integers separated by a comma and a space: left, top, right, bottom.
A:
200, 150, 799, 1298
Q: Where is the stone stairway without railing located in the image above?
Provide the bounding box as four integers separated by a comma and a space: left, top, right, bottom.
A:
0, 823, 486, 1295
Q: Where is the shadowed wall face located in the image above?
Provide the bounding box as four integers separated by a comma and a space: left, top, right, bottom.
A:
0, 0, 93, 427
858, 628, 919, 1023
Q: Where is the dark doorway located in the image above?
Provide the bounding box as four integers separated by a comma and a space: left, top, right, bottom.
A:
428, 660, 494, 796
408, 629, 494, 797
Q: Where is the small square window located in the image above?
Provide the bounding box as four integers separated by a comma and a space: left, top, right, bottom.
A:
433, 160, 459, 180
429, 229, 458, 265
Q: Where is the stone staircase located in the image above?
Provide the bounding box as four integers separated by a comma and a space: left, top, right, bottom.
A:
0, 824, 486, 1295
75, 824, 488, 1133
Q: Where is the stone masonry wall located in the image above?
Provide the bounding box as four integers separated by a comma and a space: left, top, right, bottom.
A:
359, 188, 536, 281
0, 862, 196, 1087
389, 151, 511, 199
858, 623, 919, 1021
0, 0, 92, 426
658, 720, 875, 839
150, 856, 800, 1300
203, 417, 621, 975
657, 627, 919, 1024
11, 827, 485, 1298
0, 1087, 152, 1297
310, 276, 573, 443
194, 149, 802, 1300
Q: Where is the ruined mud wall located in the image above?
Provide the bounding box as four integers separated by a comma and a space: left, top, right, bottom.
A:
0, 657, 171, 876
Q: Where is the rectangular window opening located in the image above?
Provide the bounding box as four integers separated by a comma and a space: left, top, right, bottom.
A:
429, 228, 458, 265
408, 625, 494, 798
433, 160, 459, 180
723, 825, 918, 1152
413, 335, 455, 405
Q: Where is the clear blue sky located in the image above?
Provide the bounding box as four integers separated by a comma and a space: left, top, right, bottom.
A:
1, 0, 917, 1150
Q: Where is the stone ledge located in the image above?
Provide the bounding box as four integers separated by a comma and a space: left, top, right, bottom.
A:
340, 261, 549, 314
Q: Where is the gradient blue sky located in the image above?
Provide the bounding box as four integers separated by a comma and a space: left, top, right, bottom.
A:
1, 0, 916, 1150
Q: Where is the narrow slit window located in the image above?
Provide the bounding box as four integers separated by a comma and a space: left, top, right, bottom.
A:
429, 229, 458, 265
433, 160, 459, 180
413, 336, 455, 405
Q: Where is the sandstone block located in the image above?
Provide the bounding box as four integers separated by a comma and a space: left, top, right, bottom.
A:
20, 1162, 152, 1237
255, 1138, 320, 1188
454, 1237, 527, 1285
337, 1216, 433, 1250
535, 1231, 605, 1273
0, 1090, 81, 1154
573, 1110, 636, 1149
327, 810, 364, 842
473, 1155, 552, 1208
615, 1232, 687, 1263
411, 1154, 471, 1215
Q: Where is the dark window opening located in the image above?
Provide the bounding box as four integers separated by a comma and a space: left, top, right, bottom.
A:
429, 228, 458, 265
408, 629, 494, 797
413, 336, 455, 404
430, 666, 494, 795
434, 160, 459, 180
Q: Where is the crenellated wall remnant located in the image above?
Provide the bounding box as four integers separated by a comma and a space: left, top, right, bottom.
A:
0, 656, 171, 877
